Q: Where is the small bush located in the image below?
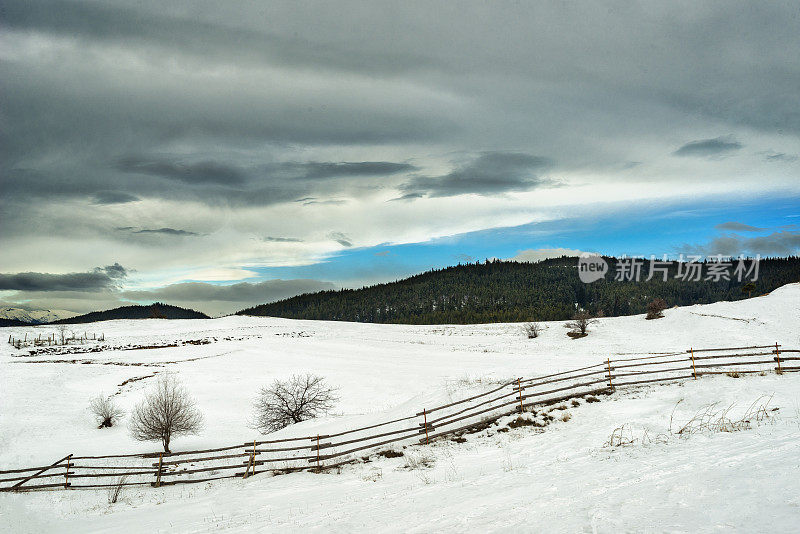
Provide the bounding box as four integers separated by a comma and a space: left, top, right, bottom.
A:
377, 449, 404, 459
404, 452, 435, 470
90, 394, 125, 428
586, 396, 600, 403
565, 311, 598, 336
559, 412, 572, 422
523, 322, 542, 339
646, 298, 668, 320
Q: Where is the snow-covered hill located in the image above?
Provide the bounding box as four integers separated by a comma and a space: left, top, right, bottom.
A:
0, 307, 77, 324
1, 284, 799, 532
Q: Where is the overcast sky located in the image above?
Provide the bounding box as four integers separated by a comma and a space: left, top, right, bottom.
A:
1, 0, 799, 316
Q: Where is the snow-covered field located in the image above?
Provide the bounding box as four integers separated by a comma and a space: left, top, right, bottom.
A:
1, 284, 799, 532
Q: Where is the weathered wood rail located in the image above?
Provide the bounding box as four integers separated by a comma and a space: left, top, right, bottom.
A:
0, 343, 794, 492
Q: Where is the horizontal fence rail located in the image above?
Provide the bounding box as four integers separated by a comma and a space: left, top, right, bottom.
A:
1, 343, 794, 492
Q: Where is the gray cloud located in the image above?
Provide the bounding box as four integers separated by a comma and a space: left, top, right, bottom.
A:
268, 161, 417, 181
131, 227, 200, 237
715, 222, 765, 232
764, 152, 798, 162
510, 248, 593, 263
262, 236, 303, 243
0, 263, 128, 292
122, 279, 336, 315
115, 226, 200, 237
399, 152, 552, 198
116, 157, 247, 186
684, 230, 800, 256
673, 137, 743, 157
328, 232, 353, 247
93, 191, 141, 204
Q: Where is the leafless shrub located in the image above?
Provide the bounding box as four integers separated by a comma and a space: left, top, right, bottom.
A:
669, 396, 775, 436
90, 394, 125, 428
129, 373, 203, 453
252, 374, 339, 433
523, 322, 542, 339
404, 451, 436, 470
107, 475, 128, 504
606, 424, 637, 447
559, 412, 572, 422
606, 424, 669, 447
646, 298, 668, 320
565, 311, 598, 336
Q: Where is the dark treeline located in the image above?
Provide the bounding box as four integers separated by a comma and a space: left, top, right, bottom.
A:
51, 303, 209, 324
237, 256, 800, 324
0, 318, 30, 327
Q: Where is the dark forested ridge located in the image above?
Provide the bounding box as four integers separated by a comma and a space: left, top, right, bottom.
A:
237, 256, 800, 324
0, 318, 30, 327
51, 303, 209, 324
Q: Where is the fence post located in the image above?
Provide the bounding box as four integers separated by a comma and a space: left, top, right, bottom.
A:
243, 441, 256, 478
517, 378, 524, 413
606, 358, 614, 391
775, 342, 782, 374
315, 435, 321, 470
423, 409, 430, 445
64, 454, 72, 489
155, 454, 163, 487
690, 348, 697, 379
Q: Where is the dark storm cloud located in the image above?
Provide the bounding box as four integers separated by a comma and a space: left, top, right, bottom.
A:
673, 137, 743, 157
399, 152, 552, 198
116, 157, 247, 186
684, 231, 800, 257
1, 0, 435, 77
0, 263, 128, 292
715, 222, 765, 232
92, 191, 141, 205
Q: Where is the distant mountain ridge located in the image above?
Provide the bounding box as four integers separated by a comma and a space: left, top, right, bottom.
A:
236, 256, 800, 324
0, 307, 77, 324
50, 303, 209, 324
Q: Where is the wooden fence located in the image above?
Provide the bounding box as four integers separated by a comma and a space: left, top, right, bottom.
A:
1, 343, 795, 492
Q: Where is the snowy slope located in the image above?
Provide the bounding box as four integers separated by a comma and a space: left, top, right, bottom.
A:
1, 284, 799, 532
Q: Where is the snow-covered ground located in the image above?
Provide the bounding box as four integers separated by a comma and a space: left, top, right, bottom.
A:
1, 284, 799, 532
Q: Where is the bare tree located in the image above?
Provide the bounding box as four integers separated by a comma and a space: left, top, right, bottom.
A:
252, 374, 339, 433
129, 374, 203, 453
646, 298, 668, 320
90, 394, 125, 428
523, 322, 542, 339
565, 310, 598, 336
